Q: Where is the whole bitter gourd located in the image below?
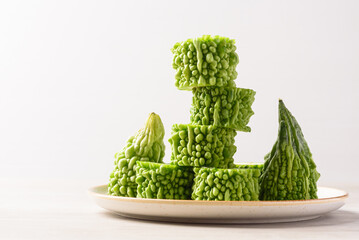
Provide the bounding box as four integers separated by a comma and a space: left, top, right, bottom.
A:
108, 112, 166, 197
259, 100, 320, 200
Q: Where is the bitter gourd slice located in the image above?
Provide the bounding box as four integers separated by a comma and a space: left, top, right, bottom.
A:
191, 87, 255, 131
169, 124, 237, 168
234, 163, 264, 169
192, 167, 261, 201
136, 162, 194, 200
171, 35, 239, 90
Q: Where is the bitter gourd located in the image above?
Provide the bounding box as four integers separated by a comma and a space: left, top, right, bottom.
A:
191, 87, 255, 131
169, 124, 237, 168
171, 35, 239, 90
136, 162, 194, 200
259, 100, 320, 200
108, 113, 166, 197
234, 163, 264, 169
192, 167, 261, 201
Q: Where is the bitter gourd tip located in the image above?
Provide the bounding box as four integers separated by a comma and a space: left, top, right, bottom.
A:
143, 112, 165, 141
108, 113, 166, 197
259, 99, 320, 200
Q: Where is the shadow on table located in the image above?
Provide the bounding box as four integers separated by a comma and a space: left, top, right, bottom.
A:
100, 210, 359, 228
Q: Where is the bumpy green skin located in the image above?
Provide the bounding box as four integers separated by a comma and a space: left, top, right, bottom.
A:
169, 124, 237, 168
171, 35, 239, 90
136, 162, 194, 200
259, 100, 320, 200
108, 113, 166, 197
190, 87, 255, 132
192, 167, 261, 201
233, 162, 264, 169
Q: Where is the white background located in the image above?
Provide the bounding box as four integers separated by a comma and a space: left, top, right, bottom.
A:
1, 0, 358, 187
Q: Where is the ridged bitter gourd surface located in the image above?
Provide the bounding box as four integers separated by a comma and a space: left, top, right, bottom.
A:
259, 100, 320, 200
136, 162, 194, 200
108, 113, 166, 197
192, 167, 261, 201
171, 35, 239, 90
169, 124, 237, 168
190, 87, 255, 131
234, 162, 264, 169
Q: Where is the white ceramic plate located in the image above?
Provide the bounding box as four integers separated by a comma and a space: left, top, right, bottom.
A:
89, 185, 348, 224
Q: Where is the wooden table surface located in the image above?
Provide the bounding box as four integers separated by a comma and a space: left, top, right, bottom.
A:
1, 179, 358, 240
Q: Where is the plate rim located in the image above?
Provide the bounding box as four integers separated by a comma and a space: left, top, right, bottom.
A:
88, 185, 348, 206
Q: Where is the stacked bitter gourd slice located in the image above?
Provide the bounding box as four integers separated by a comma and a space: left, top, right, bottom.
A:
136, 162, 194, 200
234, 163, 264, 169
191, 87, 255, 132
170, 35, 259, 200
172, 35, 239, 90
192, 167, 261, 201
169, 124, 237, 168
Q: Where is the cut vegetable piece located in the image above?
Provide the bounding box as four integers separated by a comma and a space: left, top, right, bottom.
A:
259, 100, 320, 200
108, 113, 166, 197
171, 35, 239, 90
136, 162, 194, 200
192, 167, 261, 201
233, 162, 264, 169
169, 124, 237, 168
191, 87, 255, 131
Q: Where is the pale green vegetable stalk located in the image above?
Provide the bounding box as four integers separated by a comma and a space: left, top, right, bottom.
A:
108, 113, 166, 197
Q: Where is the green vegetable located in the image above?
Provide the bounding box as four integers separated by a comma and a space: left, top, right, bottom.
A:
169, 124, 237, 168
259, 100, 320, 200
171, 35, 239, 90
136, 162, 194, 200
192, 167, 261, 201
190, 87, 256, 132
234, 163, 264, 169
108, 113, 166, 197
